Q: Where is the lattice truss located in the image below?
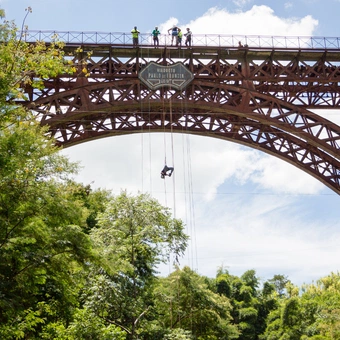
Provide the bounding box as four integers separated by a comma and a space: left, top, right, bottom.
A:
21, 46, 340, 194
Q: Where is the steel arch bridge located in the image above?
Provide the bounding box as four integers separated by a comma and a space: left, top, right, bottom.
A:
20, 32, 340, 194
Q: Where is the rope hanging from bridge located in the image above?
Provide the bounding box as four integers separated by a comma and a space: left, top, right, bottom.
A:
160, 86, 176, 212
181, 87, 198, 273
169, 88, 176, 218
140, 47, 154, 194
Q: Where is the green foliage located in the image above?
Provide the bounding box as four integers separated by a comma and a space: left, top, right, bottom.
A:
216, 267, 232, 298
153, 266, 239, 339
268, 274, 290, 297
304, 272, 340, 338
0, 8, 95, 338
91, 190, 188, 276
216, 268, 279, 339
52, 307, 126, 340
163, 328, 193, 339
0, 114, 96, 336
0, 10, 75, 105
261, 273, 340, 339
82, 191, 189, 339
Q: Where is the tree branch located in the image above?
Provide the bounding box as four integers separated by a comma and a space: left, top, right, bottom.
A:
104, 317, 131, 335
134, 305, 150, 327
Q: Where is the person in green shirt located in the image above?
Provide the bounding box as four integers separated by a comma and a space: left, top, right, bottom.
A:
131, 26, 140, 47
152, 26, 161, 47
177, 29, 183, 46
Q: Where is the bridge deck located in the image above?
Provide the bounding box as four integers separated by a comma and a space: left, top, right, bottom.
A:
21, 30, 340, 50
63, 44, 340, 62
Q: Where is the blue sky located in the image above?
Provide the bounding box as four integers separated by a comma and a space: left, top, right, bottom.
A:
3, 0, 340, 37
3, 0, 340, 286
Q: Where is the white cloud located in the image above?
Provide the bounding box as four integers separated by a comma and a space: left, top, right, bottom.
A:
203, 194, 339, 277
159, 17, 179, 35
160, 188, 340, 285
178, 5, 318, 36
250, 156, 323, 194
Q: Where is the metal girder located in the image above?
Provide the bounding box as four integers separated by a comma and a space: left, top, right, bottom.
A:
19, 45, 340, 194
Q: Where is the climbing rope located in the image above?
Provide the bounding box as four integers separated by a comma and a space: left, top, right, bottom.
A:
169, 86, 177, 218
182, 85, 198, 272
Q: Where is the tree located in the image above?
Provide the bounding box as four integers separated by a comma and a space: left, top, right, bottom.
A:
83, 191, 189, 339
302, 272, 340, 339
0, 7, 76, 105
152, 266, 239, 339
268, 274, 290, 297
51, 307, 126, 340
216, 268, 280, 339
0, 8, 95, 338
261, 281, 319, 339
0, 117, 97, 337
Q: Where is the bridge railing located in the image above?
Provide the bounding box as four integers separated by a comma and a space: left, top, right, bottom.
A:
18, 30, 340, 49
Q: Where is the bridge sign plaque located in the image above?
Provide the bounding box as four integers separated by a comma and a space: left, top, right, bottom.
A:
139, 62, 194, 90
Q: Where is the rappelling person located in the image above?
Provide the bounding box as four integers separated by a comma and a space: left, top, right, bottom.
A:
161, 165, 174, 179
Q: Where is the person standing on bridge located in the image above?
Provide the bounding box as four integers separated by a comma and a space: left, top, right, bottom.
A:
168, 25, 180, 46
184, 28, 192, 47
152, 26, 161, 47
131, 26, 140, 47
177, 29, 183, 46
